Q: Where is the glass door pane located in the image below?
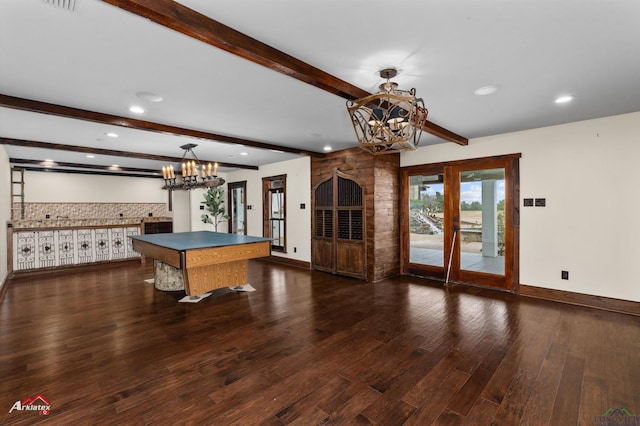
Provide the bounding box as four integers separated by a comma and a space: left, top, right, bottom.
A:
458, 168, 505, 275
232, 187, 245, 234
270, 190, 285, 249
408, 174, 445, 267
228, 182, 247, 235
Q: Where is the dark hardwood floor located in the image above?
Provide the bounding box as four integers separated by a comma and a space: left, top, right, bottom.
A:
1, 260, 639, 425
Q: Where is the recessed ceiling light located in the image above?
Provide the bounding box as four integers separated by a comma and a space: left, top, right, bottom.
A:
323, 146, 333, 152
270, 149, 285, 154
136, 91, 163, 102
240, 152, 248, 156
105, 132, 119, 138
474, 85, 500, 96
555, 95, 574, 104
86, 155, 95, 159
128, 105, 145, 114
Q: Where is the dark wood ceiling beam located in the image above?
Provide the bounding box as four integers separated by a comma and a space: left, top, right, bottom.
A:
10, 158, 159, 174
0, 137, 259, 170
102, 0, 368, 101
10, 164, 160, 179
102, 0, 468, 146
0, 95, 323, 158
415, 107, 468, 145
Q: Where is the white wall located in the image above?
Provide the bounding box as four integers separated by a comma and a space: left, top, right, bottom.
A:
171, 189, 192, 233
402, 111, 640, 302
0, 146, 10, 286
188, 174, 229, 233
23, 171, 166, 203
218, 157, 311, 263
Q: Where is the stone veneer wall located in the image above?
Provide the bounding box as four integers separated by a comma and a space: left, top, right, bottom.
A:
13, 202, 171, 220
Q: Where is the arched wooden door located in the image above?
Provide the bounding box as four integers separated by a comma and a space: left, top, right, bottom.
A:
312, 171, 366, 279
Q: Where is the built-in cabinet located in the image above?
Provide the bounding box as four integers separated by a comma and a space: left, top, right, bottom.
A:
11, 226, 140, 272
144, 221, 173, 234
311, 147, 400, 282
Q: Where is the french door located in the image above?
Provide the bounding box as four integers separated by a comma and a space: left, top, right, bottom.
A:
401, 154, 520, 291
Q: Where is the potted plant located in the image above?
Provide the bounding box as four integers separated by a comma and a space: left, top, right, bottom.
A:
201, 186, 229, 231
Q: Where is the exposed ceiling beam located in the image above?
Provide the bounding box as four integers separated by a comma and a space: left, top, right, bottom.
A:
102, 0, 366, 101
415, 107, 468, 145
102, 0, 468, 146
0, 95, 324, 158
10, 164, 161, 179
0, 137, 259, 170
10, 158, 159, 174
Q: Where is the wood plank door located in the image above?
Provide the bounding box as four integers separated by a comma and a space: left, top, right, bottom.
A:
312, 172, 366, 279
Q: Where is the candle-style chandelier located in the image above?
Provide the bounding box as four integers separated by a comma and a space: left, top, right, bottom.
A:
346, 68, 426, 154
161, 143, 225, 190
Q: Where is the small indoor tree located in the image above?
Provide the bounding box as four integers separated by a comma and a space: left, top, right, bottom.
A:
201, 186, 229, 231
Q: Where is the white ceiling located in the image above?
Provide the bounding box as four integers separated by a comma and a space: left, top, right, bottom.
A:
1, 0, 640, 176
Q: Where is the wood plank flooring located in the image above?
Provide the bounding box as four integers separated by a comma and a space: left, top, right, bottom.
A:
1, 260, 639, 425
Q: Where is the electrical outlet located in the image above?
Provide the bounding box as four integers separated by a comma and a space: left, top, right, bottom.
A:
561, 270, 569, 280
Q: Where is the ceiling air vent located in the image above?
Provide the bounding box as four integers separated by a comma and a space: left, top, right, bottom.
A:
42, 0, 77, 12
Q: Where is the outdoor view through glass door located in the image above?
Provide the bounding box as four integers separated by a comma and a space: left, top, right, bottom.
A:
458, 168, 505, 275
408, 173, 445, 268
403, 155, 519, 290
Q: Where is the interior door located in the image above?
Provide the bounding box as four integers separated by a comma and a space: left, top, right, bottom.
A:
402, 154, 519, 291
228, 181, 247, 235
312, 172, 366, 279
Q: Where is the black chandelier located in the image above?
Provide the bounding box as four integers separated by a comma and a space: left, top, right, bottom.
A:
161, 144, 225, 191
346, 68, 426, 154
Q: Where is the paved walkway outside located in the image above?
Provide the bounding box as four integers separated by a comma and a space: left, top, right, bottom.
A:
410, 247, 504, 275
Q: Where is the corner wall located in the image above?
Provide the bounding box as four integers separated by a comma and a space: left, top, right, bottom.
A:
402, 111, 640, 302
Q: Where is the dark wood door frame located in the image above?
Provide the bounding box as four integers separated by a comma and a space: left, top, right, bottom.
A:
401, 154, 520, 291
227, 181, 247, 235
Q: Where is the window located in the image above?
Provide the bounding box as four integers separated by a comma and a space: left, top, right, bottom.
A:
263, 175, 286, 252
